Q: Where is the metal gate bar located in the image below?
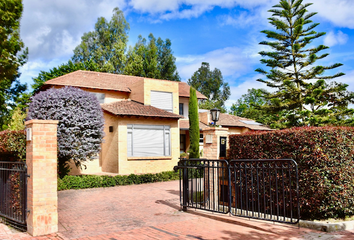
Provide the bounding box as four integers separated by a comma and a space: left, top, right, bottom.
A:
175, 159, 300, 224
229, 159, 300, 224
0, 161, 27, 229
175, 159, 229, 214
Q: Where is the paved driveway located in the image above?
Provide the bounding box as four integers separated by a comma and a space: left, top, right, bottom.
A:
1, 180, 353, 239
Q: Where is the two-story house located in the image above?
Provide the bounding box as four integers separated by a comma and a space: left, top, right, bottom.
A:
41, 70, 207, 175
41, 70, 271, 175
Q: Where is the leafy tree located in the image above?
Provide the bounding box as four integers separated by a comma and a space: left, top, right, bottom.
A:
188, 87, 200, 158
230, 88, 266, 120
156, 37, 180, 81
27, 87, 105, 178
7, 106, 26, 130
256, 0, 354, 128
0, 0, 28, 130
188, 62, 230, 111
31, 60, 100, 93
72, 7, 129, 73
124, 34, 180, 81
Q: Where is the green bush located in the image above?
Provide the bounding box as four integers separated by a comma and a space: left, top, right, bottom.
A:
228, 127, 354, 220
57, 171, 179, 191
0, 130, 26, 161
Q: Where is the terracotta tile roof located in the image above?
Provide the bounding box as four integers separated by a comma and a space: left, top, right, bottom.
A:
43, 70, 142, 92
101, 100, 182, 119
217, 113, 272, 131
179, 119, 209, 130
43, 70, 208, 99
178, 82, 207, 99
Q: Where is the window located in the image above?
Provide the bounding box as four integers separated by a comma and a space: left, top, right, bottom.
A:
179, 103, 184, 115
127, 125, 171, 157
93, 93, 105, 104
151, 91, 173, 112
199, 134, 204, 144
180, 134, 186, 152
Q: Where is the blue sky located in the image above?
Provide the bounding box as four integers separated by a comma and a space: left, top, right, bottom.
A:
19, 0, 354, 109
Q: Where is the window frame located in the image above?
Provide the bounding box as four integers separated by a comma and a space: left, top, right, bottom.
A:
127, 124, 171, 157
150, 91, 173, 112
179, 103, 184, 116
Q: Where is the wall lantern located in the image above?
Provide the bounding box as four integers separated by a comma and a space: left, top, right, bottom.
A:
210, 108, 220, 126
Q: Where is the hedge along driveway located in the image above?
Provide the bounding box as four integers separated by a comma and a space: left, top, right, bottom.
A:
228, 126, 354, 220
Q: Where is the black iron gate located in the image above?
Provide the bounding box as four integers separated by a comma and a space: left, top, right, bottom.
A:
0, 161, 27, 229
174, 159, 300, 224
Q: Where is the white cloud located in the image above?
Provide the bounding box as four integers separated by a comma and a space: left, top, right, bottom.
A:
218, 1, 275, 29
225, 74, 272, 109
21, 0, 126, 61
308, 0, 354, 29
176, 46, 258, 81
19, 59, 69, 87
334, 70, 354, 93
128, 0, 276, 20
324, 31, 349, 47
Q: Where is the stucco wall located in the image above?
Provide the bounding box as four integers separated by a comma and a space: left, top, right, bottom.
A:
144, 78, 179, 115
101, 112, 119, 173
129, 78, 179, 114
227, 127, 250, 135
199, 111, 209, 125
129, 79, 145, 104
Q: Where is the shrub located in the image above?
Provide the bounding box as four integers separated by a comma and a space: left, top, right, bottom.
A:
228, 127, 354, 220
57, 171, 179, 191
189, 87, 200, 158
27, 86, 104, 177
0, 130, 26, 161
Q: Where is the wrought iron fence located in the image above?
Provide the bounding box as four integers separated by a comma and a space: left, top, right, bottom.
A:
175, 159, 300, 224
229, 159, 300, 224
175, 159, 229, 213
0, 161, 27, 229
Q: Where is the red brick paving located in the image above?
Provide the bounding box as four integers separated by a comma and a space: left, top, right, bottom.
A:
1, 180, 353, 240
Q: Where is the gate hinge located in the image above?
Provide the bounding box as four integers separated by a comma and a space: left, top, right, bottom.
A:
26, 174, 30, 178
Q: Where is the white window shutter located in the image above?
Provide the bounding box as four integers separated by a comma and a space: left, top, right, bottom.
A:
151, 91, 173, 112
127, 125, 171, 157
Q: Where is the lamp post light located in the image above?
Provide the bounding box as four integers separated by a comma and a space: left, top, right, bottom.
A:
210, 108, 220, 126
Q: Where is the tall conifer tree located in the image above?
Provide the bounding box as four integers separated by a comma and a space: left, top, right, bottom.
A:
256, 0, 354, 128
188, 87, 200, 158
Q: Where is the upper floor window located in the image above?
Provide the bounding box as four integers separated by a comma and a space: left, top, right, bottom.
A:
179, 103, 184, 115
151, 91, 173, 112
93, 93, 105, 104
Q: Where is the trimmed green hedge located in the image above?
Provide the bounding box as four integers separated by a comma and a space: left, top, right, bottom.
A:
58, 171, 179, 191
228, 127, 354, 220
0, 130, 26, 161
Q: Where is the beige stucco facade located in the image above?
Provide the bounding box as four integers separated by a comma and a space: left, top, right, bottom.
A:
100, 113, 180, 174
130, 78, 179, 115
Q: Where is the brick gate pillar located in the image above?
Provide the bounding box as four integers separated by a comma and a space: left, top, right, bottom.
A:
202, 127, 229, 160
25, 120, 59, 236
202, 127, 229, 210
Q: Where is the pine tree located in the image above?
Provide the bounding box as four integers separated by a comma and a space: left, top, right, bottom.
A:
256, 0, 354, 128
188, 87, 200, 158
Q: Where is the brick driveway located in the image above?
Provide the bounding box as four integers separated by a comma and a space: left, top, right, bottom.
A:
1, 180, 353, 239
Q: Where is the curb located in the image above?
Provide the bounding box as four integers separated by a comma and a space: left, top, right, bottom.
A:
299, 220, 354, 232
